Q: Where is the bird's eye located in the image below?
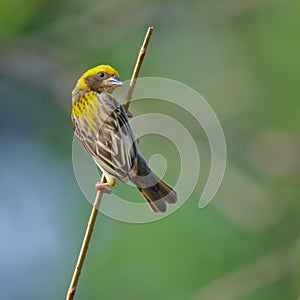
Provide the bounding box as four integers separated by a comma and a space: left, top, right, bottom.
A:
98, 72, 105, 78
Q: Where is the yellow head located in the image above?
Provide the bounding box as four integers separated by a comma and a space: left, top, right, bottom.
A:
77, 65, 123, 93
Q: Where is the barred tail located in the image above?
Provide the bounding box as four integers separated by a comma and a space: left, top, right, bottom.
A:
138, 179, 177, 213
131, 155, 177, 213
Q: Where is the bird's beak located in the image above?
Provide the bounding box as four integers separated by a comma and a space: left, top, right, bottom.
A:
103, 75, 123, 87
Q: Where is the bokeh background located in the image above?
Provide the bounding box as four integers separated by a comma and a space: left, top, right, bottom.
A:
1, 0, 300, 299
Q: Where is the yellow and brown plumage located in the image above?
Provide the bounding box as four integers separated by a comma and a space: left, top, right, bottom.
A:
71, 65, 177, 212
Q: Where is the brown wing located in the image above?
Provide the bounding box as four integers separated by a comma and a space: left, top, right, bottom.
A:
72, 92, 138, 180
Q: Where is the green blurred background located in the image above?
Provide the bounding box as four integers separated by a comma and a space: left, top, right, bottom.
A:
1, 0, 300, 299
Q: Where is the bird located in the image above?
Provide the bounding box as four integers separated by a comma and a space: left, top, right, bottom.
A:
71, 64, 177, 212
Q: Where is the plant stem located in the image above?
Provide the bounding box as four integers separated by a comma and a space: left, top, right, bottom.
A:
124, 26, 153, 111
66, 26, 154, 300
66, 174, 106, 300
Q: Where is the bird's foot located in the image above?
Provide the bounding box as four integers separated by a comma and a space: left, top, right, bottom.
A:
95, 182, 112, 194
127, 110, 133, 118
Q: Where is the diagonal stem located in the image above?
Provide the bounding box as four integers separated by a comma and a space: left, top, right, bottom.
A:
124, 26, 153, 112
66, 175, 106, 300
66, 26, 154, 300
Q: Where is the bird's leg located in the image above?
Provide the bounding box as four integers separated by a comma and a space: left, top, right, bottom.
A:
95, 182, 112, 194
95, 177, 115, 194
126, 109, 133, 118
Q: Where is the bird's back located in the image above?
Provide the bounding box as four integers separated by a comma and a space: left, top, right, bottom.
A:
72, 90, 138, 181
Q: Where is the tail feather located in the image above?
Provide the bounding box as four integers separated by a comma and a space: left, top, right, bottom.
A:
130, 154, 177, 213
138, 179, 177, 213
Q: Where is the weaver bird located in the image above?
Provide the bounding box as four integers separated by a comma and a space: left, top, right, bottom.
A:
71, 65, 177, 212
